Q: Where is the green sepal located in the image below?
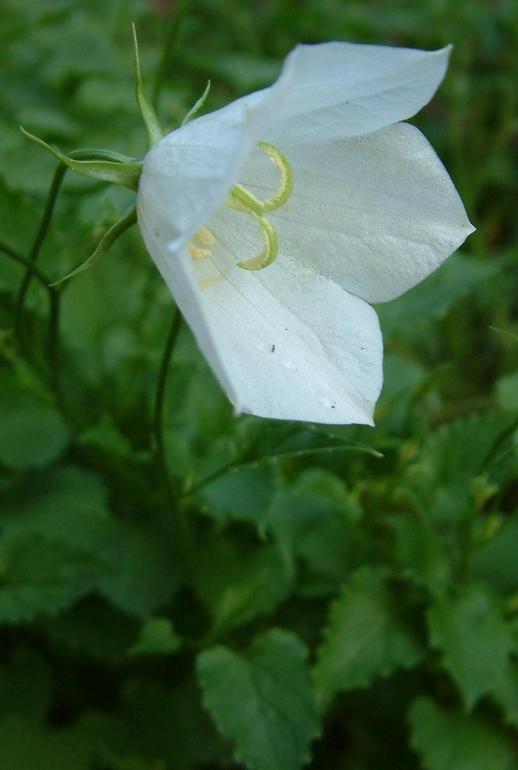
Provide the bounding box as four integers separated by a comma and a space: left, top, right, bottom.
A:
132, 23, 164, 148
21, 128, 142, 190
181, 80, 211, 126
50, 208, 137, 286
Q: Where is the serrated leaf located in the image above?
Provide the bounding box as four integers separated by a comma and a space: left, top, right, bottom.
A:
427, 585, 512, 709
197, 629, 320, 770
128, 617, 181, 657
408, 697, 516, 770
406, 412, 516, 522
313, 568, 423, 710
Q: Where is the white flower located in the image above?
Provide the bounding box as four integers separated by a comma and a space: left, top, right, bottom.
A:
137, 42, 474, 425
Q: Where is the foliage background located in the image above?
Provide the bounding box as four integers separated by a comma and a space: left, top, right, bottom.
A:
0, 0, 517, 768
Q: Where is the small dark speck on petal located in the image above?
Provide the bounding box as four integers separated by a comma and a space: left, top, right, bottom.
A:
271, 345, 275, 352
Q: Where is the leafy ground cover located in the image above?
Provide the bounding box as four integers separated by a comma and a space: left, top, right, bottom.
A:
0, 1, 517, 768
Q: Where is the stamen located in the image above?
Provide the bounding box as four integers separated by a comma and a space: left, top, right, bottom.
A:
228, 184, 265, 217
199, 275, 222, 291
224, 141, 294, 271
237, 214, 278, 271
188, 242, 211, 260
257, 141, 294, 212
196, 227, 217, 246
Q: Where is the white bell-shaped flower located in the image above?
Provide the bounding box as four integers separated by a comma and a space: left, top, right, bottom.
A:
137, 42, 474, 425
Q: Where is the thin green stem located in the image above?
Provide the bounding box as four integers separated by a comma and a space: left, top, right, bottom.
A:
0, 239, 63, 402
152, 308, 183, 500
152, 0, 191, 109
0, 239, 56, 294
47, 288, 63, 407
14, 148, 136, 334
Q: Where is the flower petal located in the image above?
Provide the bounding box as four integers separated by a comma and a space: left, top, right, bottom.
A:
267, 41, 452, 142
138, 215, 383, 425
137, 82, 289, 256
241, 122, 475, 304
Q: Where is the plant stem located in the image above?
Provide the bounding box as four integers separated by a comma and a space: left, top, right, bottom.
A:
14, 162, 67, 333
152, 0, 191, 109
0, 240, 56, 294
14, 148, 136, 335
152, 307, 183, 499
0, 239, 63, 403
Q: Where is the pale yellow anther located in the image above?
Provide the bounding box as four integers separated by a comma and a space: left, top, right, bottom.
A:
196, 227, 217, 246
199, 275, 222, 291
188, 242, 211, 260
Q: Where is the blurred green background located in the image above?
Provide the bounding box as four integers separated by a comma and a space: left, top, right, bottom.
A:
0, 1, 517, 769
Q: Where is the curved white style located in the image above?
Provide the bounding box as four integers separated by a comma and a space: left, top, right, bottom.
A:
137, 42, 474, 425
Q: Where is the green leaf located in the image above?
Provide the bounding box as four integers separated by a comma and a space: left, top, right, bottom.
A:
96, 524, 179, 618
0, 712, 125, 770
128, 617, 182, 657
406, 412, 515, 522
42, 599, 139, 663
0, 466, 179, 618
269, 469, 359, 593
131, 23, 163, 147
496, 371, 518, 411
197, 629, 320, 770
199, 463, 277, 530
408, 697, 516, 770
0, 534, 105, 623
492, 662, 518, 729
474, 518, 518, 594
78, 421, 133, 459
193, 539, 292, 634
313, 568, 423, 710
377, 254, 496, 340
391, 515, 451, 594
0, 403, 69, 469
427, 585, 512, 709
20, 127, 142, 190
120, 678, 228, 769
0, 648, 51, 719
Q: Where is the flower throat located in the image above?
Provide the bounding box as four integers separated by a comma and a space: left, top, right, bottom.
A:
189, 141, 294, 271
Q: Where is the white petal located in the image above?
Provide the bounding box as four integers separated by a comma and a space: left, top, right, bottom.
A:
241, 122, 475, 304
138, 213, 383, 425
267, 41, 452, 142
137, 83, 289, 255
